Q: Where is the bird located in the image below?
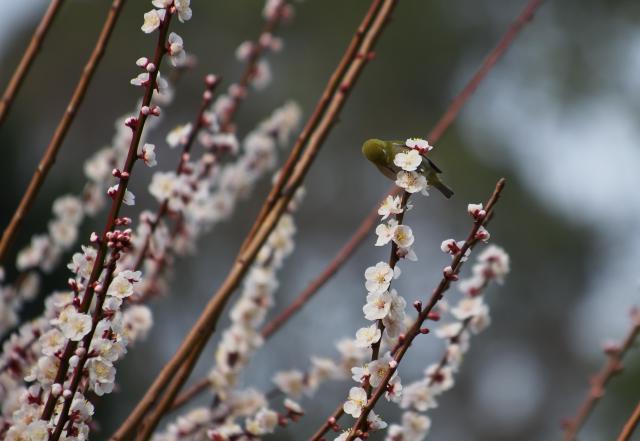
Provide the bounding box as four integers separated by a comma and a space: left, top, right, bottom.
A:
361, 138, 454, 198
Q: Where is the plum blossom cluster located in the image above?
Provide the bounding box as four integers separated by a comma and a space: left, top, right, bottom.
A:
389, 244, 510, 441
131, 101, 301, 300
336, 138, 438, 437
2, 2, 190, 439
0, 27, 187, 338
152, 187, 304, 441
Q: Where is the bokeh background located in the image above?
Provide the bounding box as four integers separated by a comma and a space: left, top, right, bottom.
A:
1, 0, 640, 440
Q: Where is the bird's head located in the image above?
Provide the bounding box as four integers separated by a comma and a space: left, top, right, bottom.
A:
362, 138, 391, 167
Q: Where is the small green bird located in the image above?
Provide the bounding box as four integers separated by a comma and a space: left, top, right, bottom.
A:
362, 138, 454, 198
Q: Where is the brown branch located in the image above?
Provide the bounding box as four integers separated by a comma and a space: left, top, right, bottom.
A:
109, 2, 398, 440
257, 0, 544, 343
0, 0, 126, 264
562, 309, 640, 441
0, 0, 65, 125
39, 7, 173, 425
310, 406, 345, 441
368, 190, 409, 394
616, 399, 640, 441
239, 0, 385, 252
343, 178, 506, 440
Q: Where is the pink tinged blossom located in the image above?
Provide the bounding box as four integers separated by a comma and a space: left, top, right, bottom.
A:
107, 184, 135, 206
385, 373, 403, 402
141, 9, 166, 34
167, 32, 186, 66
378, 195, 403, 220
236, 40, 254, 61
440, 239, 470, 261
252, 60, 272, 90
477, 244, 510, 282
405, 137, 433, 154
425, 364, 454, 393
395, 171, 428, 194
343, 387, 368, 417
475, 225, 490, 242
393, 149, 422, 172
467, 202, 486, 219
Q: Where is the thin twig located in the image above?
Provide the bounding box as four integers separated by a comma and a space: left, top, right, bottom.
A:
239, 0, 384, 252
0, 0, 65, 126
219, 0, 289, 133
109, 2, 398, 440
342, 179, 506, 440
616, 399, 640, 441
0, 0, 126, 264
562, 310, 640, 441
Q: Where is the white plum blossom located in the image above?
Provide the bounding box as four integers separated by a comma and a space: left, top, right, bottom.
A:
363, 291, 393, 321
393, 149, 422, 172
273, 370, 306, 398
106, 271, 141, 299
166, 123, 192, 148
174, 0, 192, 22
130, 72, 150, 87
378, 195, 403, 220
368, 353, 394, 387
375, 219, 397, 247
245, 407, 278, 436
364, 262, 398, 293
343, 387, 368, 417
87, 357, 116, 396
392, 224, 414, 248
141, 9, 166, 33
451, 297, 487, 321
368, 411, 388, 431
401, 380, 438, 411
355, 324, 381, 348
395, 170, 428, 194
141, 143, 157, 167
56, 306, 92, 341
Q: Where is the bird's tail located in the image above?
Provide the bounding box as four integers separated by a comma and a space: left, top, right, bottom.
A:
431, 179, 454, 199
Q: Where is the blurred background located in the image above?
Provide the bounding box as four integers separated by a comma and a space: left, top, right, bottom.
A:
1, 0, 640, 439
